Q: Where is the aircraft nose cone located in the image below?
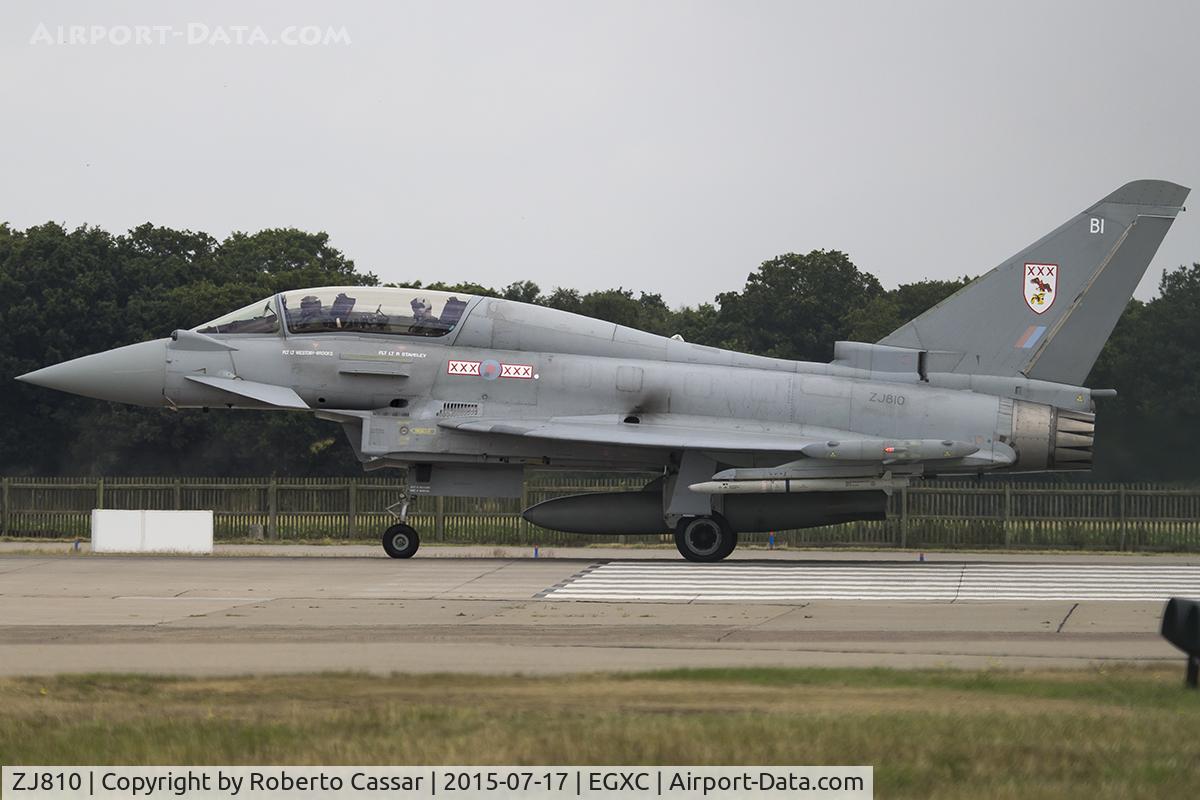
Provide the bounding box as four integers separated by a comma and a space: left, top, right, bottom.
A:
16, 339, 169, 407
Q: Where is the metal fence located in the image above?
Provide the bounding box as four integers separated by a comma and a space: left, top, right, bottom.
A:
2, 475, 1200, 551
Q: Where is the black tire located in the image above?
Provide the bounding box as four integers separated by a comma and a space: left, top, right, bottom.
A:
674, 514, 736, 562
382, 523, 420, 559
716, 530, 739, 561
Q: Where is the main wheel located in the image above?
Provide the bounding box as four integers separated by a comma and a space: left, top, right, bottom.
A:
382, 523, 420, 558
674, 514, 737, 562
716, 529, 739, 561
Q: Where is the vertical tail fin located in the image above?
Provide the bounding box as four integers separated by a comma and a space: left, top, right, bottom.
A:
880, 179, 1189, 384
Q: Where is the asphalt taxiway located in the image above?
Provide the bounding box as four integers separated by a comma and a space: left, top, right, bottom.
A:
1, 546, 1196, 676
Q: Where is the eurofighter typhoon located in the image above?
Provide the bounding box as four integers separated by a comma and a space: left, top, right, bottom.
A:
17, 180, 1189, 560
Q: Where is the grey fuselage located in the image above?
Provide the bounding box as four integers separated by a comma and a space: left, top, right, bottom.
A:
145, 293, 1086, 476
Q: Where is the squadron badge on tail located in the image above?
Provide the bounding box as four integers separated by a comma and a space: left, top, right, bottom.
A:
1024, 263, 1058, 314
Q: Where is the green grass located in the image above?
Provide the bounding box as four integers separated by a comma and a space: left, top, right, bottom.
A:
1, 667, 1198, 798
629, 665, 1200, 710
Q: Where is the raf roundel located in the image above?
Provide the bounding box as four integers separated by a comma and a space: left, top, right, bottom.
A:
479, 359, 502, 381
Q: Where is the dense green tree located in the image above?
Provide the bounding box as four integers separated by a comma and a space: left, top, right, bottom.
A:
710, 250, 884, 360
541, 286, 582, 313
663, 302, 720, 345
578, 289, 676, 335
0, 224, 375, 476
1087, 264, 1200, 481
393, 279, 500, 298
501, 280, 542, 304
844, 277, 973, 342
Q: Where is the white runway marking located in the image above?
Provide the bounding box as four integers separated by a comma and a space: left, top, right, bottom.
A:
539, 562, 1200, 602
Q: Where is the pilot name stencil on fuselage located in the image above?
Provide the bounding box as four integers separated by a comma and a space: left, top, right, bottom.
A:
281, 349, 334, 357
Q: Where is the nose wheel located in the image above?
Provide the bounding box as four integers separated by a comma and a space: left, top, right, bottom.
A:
382, 523, 420, 558
674, 514, 737, 562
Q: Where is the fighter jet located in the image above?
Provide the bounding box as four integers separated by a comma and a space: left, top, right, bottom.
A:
16, 180, 1189, 560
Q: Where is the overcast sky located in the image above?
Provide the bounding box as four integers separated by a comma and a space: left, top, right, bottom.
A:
2, 0, 1197, 307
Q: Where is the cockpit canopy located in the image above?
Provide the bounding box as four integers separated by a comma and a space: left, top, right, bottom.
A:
281, 288, 472, 337
194, 287, 476, 338
195, 298, 280, 335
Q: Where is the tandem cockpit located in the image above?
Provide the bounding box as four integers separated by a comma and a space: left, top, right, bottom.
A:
193, 287, 477, 338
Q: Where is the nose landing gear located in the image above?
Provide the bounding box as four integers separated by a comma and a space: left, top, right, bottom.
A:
382, 523, 420, 559
381, 496, 420, 558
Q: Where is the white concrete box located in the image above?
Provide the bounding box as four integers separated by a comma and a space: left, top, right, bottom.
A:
91, 510, 214, 554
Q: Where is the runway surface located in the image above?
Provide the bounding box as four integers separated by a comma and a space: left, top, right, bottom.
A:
1, 549, 1197, 676
541, 562, 1200, 602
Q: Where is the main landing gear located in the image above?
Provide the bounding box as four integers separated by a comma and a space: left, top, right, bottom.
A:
674, 513, 738, 562
381, 496, 420, 558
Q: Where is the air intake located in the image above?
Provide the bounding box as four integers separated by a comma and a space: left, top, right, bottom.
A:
1051, 409, 1095, 469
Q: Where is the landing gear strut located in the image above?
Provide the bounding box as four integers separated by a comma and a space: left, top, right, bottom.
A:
674, 513, 737, 562
382, 496, 420, 558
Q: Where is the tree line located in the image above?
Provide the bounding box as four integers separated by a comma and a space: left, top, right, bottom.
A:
0, 221, 1195, 480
